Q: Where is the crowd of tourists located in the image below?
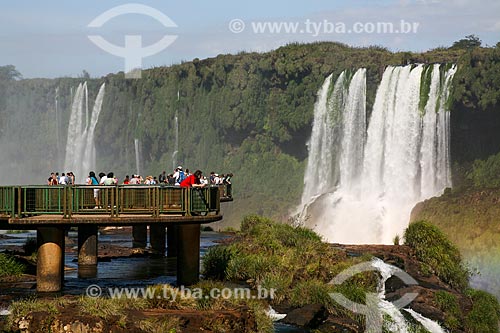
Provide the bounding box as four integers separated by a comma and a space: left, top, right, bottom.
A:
156, 167, 233, 188
47, 172, 75, 185
46, 167, 232, 208
46, 166, 233, 190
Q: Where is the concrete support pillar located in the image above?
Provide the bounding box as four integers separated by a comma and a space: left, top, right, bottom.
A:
78, 225, 98, 278
176, 224, 200, 286
132, 225, 147, 248
37, 227, 65, 292
167, 226, 178, 257
150, 224, 166, 256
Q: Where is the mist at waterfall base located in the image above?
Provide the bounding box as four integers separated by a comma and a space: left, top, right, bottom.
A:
299, 64, 456, 245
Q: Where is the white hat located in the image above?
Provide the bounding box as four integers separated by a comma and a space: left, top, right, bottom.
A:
177, 166, 183, 170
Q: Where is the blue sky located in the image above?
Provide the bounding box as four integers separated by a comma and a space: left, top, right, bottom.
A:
1, 0, 499, 78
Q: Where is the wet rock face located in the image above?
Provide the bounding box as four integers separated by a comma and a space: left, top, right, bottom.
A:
281, 303, 328, 328
275, 244, 474, 333
317, 317, 362, 333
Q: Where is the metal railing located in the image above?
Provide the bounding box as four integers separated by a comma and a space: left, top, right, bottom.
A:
0, 185, 226, 218
0, 187, 15, 216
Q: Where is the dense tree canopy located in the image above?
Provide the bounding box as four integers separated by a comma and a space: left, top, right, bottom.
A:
451, 35, 482, 50
0, 65, 22, 81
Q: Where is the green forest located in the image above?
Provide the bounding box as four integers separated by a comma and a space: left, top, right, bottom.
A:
1, 38, 500, 225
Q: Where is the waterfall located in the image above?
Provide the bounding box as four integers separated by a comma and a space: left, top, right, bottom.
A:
55, 87, 60, 167
64, 83, 86, 179
300, 69, 366, 209
81, 83, 106, 180
172, 110, 179, 171
134, 138, 142, 176
63, 82, 106, 184
405, 309, 447, 333
339, 69, 366, 191
371, 258, 447, 333
299, 64, 456, 244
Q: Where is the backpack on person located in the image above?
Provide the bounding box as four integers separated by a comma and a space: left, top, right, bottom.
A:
178, 170, 186, 183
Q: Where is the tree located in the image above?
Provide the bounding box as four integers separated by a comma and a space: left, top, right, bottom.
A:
450, 35, 482, 50
0, 65, 22, 81
80, 70, 91, 79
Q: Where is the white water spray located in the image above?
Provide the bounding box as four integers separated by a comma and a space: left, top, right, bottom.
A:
405, 309, 448, 333
301, 69, 366, 208
63, 82, 106, 183
134, 138, 142, 176
299, 65, 456, 244
172, 110, 179, 171
372, 258, 447, 333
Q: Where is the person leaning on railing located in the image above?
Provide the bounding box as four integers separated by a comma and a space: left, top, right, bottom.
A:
86, 171, 100, 208
179, 170, 206, 188
103, 172, 117, 185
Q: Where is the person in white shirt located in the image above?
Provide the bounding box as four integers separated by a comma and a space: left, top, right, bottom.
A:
103, 172, 117, 185
173, 167, 180, 185
99, 172, 107, 185
59, 173, 68, 185
129, 174, 140, 184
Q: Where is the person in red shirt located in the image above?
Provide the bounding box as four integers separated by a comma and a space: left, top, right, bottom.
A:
180, 170, 206, 188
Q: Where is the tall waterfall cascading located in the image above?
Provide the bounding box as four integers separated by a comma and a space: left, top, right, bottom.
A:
172, 110, 179, 171
339, 69, 366, 192
300, 69, 366, 208
299, 64, 456, 244
81, 83, 106, 180
63, 83, 106, 184
134, 138, 142, 176
64, 83, 85, 176
300, 73, 336, 205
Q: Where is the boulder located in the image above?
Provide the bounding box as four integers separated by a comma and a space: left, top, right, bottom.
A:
281, 303, 327, 328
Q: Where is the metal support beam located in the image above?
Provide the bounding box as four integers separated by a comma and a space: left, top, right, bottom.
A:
167, 225, 178, 257
150, 224, 166, 256
132, 225, 147, 248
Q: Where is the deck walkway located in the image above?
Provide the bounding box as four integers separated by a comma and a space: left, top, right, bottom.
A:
0, 184, 232, 292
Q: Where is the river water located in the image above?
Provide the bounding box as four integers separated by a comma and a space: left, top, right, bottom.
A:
0, 229, 307, 332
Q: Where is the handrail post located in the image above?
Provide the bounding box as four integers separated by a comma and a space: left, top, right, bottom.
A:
8, 187, 13, 217
154, 187, 159, 217
67, 186, 73, 218
157, 187, 161, 216
63, 186, 67, 218
115, 185, 119, 217
185, 187, 190, 216
119, 185, 123, 215
17, 187, 22, 218
115, 185, 120, 217
110, 186, 115, 217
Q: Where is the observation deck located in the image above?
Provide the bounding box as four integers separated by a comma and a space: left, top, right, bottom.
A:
0, 184, 233, 292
